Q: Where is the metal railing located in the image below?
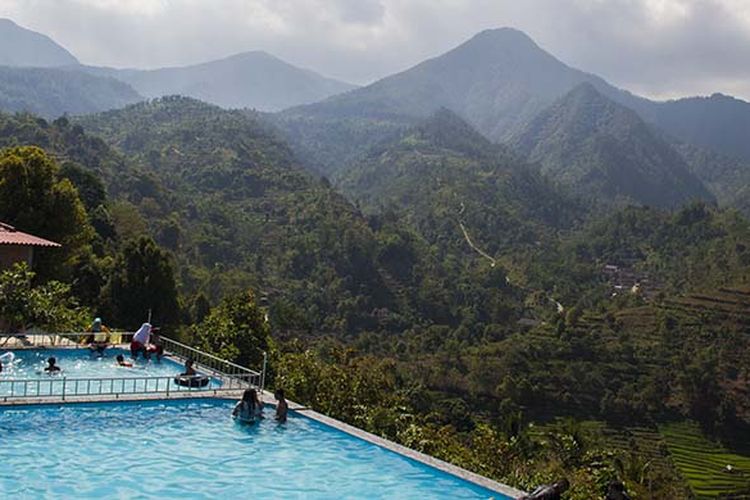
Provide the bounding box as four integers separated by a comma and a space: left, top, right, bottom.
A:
0, 373, 256, 401
0, 332, 267, 401
160, 337, 263, 383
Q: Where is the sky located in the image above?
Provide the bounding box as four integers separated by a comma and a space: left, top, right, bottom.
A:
0, 0, 749, 101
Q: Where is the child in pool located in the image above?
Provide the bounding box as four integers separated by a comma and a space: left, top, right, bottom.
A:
116, 354, 133, 368
44, 357, 61, 373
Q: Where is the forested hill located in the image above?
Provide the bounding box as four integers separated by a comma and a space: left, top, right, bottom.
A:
339, 109, 582, 254
508, 83, 714, 208
72, 97, 401, 330
0, 98, 540, 338
0, 66, 142, 118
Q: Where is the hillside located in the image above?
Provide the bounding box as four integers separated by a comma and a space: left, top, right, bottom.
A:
654, 93, 750, 161
84, 51, 356, 112
0, 66, 142, 117
672, 139, 750, 214
339, 109, 580, 254
0, 18, 78, 67
508, 84, 714, 208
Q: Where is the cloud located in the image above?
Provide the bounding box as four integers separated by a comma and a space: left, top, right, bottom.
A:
0, 0, 748, 100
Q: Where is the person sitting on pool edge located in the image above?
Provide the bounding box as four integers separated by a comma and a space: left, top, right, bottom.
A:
274, 389, 288, 423
116, 354, 133, 368
233, 388, 261, 423
45, 356, 61, 373
130, 323, 152, 359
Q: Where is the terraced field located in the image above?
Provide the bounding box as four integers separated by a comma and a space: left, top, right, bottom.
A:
661, 421, 750, 498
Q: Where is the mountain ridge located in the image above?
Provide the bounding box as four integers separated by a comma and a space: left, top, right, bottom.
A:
80, 50, 357, 112
0, 18, 78, 67
508, 83, 714, 208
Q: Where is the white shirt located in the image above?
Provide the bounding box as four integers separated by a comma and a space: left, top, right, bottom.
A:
132, 323, 151, 344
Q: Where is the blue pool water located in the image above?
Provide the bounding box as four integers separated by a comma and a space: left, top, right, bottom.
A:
0, 349, 218, 396
0, 399, 511, 499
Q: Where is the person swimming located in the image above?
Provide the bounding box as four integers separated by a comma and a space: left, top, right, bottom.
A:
116, 354, 133, 368
44, 356, 61, 373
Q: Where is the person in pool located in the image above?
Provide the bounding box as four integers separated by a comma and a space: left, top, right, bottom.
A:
146, 328, 164, 362
86, 317, 111, 356
274, 389, 288, 423
180, 358, 197, 376
116, 354, 133, 368
44, 357, 61, 373
233, 388, 259, 423
130, 323, 152, 359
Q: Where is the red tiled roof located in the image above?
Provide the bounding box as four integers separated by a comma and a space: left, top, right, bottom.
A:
0, 222, 61, 247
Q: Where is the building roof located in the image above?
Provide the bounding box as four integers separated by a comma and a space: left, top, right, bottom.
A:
0, 222, 61, 247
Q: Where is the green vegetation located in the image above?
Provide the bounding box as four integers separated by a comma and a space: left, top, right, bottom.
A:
508, 84, 713, 208
1, 95, 749, 498
0, 263, 87, 333
661, 421, 750, 498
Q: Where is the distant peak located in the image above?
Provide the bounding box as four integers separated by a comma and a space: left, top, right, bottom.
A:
466, 27, 540, 48
0, 18, 18, 26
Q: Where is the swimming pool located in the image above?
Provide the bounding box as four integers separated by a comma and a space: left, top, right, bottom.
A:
0, 348, 219, 396
0, 398, 513, 499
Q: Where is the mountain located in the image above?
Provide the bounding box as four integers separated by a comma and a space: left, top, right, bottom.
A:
652, 94, 750, 161
278, 27, 750, 174
0, 66, 142, 118
0, 18, 78, 67
83, 51, 356, 112
508, 84, 713, 208
339, 109, 580, 254
284, 28, 646, 139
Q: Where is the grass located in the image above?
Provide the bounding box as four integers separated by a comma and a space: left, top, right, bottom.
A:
660, 421, 750, 498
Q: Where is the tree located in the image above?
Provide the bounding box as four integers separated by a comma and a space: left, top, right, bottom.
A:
105, 236, 179, 329
0, 263, 87, 333
0, 146, 94, 280
192, 290, 269, 368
